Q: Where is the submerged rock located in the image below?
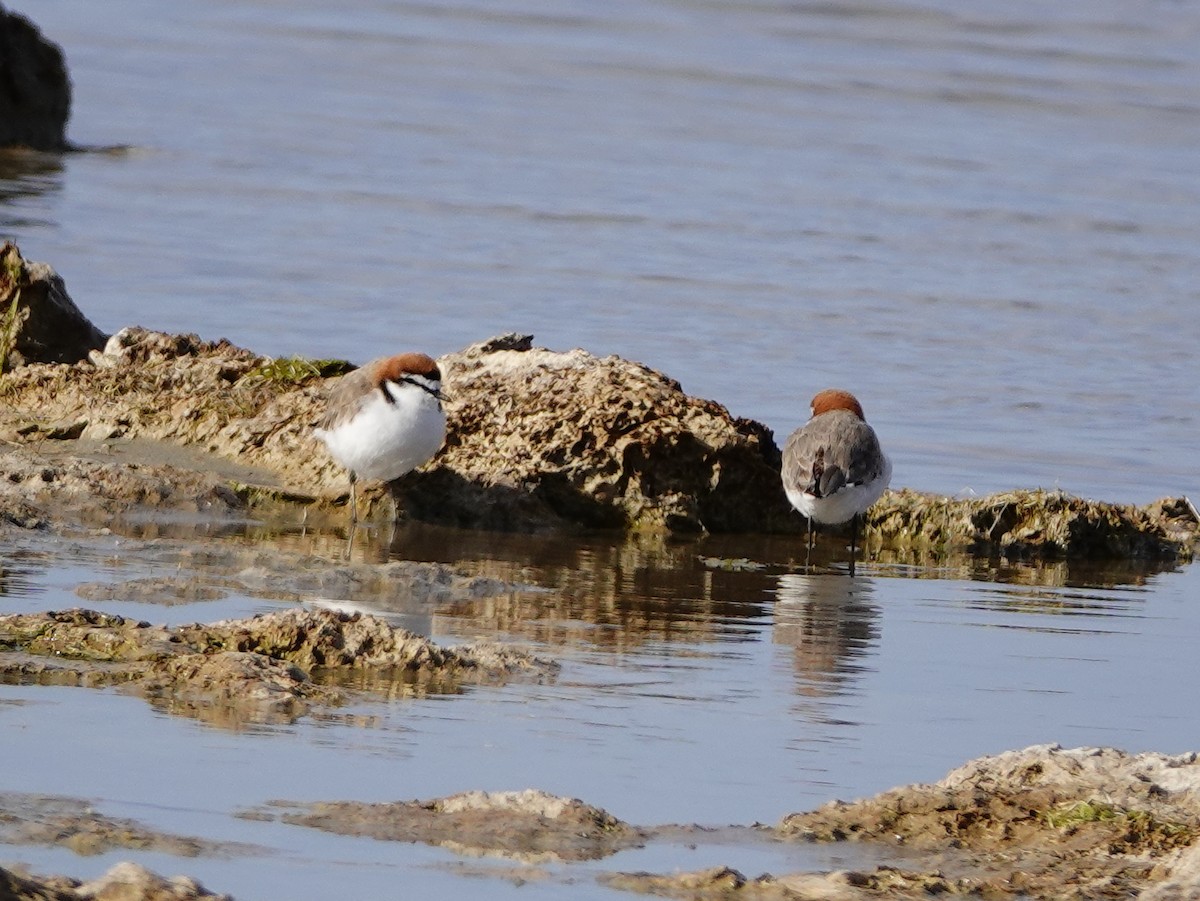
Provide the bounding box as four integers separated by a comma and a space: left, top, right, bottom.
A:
0, 6, 71, 151
0, 607, 556, 727
0, 791, 254, 859
262, 788, 644, 863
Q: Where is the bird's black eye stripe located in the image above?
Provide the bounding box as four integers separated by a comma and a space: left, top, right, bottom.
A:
379, 382, 397, 405
399, 375, 444, 401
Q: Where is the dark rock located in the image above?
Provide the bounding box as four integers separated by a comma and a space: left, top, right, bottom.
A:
0, 5, 71, 151
1, 242, 107, 370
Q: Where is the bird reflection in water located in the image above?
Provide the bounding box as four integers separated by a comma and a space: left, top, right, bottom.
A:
773, 572, 881, 704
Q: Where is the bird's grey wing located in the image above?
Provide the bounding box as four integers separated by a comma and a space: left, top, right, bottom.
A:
784, 413, 883, 498
317, 367, 374, 431
828, 419, 887, 487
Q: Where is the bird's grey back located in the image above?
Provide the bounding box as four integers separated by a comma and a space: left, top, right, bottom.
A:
783, 410, 886, 493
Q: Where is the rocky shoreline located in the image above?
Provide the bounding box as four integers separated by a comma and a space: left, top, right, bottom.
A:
2, 241, 1199, 899
1, 242, 1195, 558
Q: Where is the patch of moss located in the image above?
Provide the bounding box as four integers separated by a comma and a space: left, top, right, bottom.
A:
1043, 800, 1119, 829
241, 356, 354, 386
1042, 801, 1197, 853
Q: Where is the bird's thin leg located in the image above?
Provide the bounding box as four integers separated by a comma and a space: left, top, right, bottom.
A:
805, 518, 815, 570
849, 513, 859, 577
348, 472, 359, 525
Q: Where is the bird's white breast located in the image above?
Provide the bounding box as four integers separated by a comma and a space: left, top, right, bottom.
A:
315, 381, 445, 482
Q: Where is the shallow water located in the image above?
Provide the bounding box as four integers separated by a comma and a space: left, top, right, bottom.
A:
3, 523, 1198, 899
2, 0, 1199, 897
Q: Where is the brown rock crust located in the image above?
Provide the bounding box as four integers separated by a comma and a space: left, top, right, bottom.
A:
773, 744, 1200, 899
869, 488, 1194, 561
407, 334, 792, 533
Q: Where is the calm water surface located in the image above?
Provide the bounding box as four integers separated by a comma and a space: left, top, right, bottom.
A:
2, 524, 1198, 899
1, 1, 1198, 898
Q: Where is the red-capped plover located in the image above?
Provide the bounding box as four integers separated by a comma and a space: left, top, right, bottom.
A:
314, 352, 446, 523
782, 389, 891, 572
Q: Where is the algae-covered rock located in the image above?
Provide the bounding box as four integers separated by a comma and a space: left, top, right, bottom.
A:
597, 746, 1200, 900
0, 607, 556, 727
868, 488, 1193, 561
777, 744, 1200, 900
0, 246, 1194, 553
0, 322, 791, 534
